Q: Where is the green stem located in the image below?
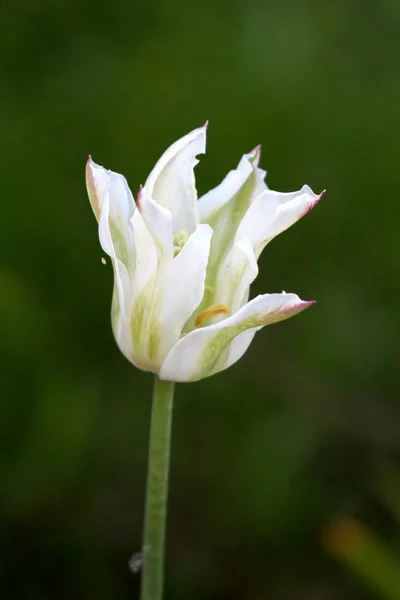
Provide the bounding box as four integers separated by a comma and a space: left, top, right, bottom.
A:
140, 376, 175, 600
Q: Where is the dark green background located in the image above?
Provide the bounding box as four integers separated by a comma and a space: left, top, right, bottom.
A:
1, 1, 400, 598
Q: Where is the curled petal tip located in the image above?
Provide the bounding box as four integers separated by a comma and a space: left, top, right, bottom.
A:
301, 189, 325, 218
278, 298, 316, 319
311, 189, 325, 209
251, 143, 262, 157
202, 120, 209, 130
302, 300, 316, 309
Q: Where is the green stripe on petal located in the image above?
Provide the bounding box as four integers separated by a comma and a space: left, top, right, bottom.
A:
192, 150, 266, 326
130, 275, 162, 372
130, 225, 212, 372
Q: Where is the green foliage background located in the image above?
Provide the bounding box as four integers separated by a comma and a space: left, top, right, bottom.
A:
1, 1, 400, 598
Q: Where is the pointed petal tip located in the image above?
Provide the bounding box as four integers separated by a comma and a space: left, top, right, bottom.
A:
250, 143, 262, 157
85, 156, 101, 186
85, 155, 103, 221
301, 188, 325, 218
268, 297, 316, 321
304, 299, 316, 308
86, 155, 101, 172
276, 295, 316, 315
293, 298, 316, 308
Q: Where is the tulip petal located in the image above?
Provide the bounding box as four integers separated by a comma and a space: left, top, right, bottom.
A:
98, 193, 133, 363
86, 157, 135, 270
158, 224, 213, 361
209, 329, 256, 376
130, 224, 213, 372
159, 293, 314, 382
86, 157, 109, 221
131, 209, 158, 297
198, 147, 266, 294
126, 210, 161, 372
198, 145, 266, 223
136, 185, 173, 261
144, 124, 207, 234
237, 185, 323, 258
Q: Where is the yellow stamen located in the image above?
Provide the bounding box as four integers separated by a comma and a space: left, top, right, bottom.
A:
195, 304, 230, 327
204, 285, 215, 296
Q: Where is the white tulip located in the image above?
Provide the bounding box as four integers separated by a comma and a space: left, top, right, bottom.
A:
86, 124, 322, 382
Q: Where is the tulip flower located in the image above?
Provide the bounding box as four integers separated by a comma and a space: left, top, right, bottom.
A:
86, 124, 322, 383
85, 124, 322, 600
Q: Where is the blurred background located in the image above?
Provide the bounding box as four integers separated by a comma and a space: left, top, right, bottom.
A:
1, 0, 400, 598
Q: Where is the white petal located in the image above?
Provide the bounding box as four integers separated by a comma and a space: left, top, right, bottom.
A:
130, 224, 213, 372
130, 209, 158, 297
98, 193, 133, 363
86, 157, 135, 269
144, 124, 207, 234
159, 293, 314, 382
197, 147, 267, 292
158, 224, 213, 361
236, 185, 324, 258
86, 156, 109, 220
198, 145, 266, 223
136, 185, 173, 261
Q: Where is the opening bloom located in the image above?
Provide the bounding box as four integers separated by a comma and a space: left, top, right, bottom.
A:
86, 125, 322, 382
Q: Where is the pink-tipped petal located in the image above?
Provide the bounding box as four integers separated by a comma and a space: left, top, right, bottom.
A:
159, 292, 314, 382
236, 185, 323, 258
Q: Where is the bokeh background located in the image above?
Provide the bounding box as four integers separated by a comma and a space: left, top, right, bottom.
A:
2, 1, 400, 598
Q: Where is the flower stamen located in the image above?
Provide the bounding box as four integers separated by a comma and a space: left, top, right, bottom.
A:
195, 304, 231, 328
173, 231, 190, 256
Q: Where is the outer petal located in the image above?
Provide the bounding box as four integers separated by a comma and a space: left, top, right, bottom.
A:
209, 329, 256, 376
86, 157, 135, 270
86, 158, 136, 362
144, 124, 207, 234
130, 224, 213, 373
159, 293, 314, 382
98, 193, 133, 363
128, 209, 159, 371
236, 185, 324, 259
158, 224, 213, 362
